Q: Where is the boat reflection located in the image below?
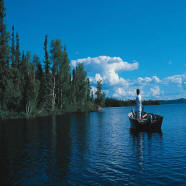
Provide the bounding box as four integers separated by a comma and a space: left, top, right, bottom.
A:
129, 129, 163, 172
130, 129, 163, 139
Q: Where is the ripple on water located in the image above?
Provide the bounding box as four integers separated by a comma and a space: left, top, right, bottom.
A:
0, 104, 185, 185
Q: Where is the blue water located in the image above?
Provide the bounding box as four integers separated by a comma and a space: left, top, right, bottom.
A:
0, 104, 185, 185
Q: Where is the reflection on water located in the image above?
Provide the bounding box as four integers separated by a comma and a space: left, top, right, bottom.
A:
130, 130, 163, 172
0, 104, 185, 185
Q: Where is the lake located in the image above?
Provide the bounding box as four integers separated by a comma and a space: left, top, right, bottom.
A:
0, 104, 186, 185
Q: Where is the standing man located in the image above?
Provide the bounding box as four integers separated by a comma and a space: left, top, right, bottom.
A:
136, 89, 142, 120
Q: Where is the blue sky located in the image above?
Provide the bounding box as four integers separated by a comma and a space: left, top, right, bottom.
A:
5, 0, 186, 99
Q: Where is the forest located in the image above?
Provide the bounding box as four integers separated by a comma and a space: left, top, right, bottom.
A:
0, 0, 105, 119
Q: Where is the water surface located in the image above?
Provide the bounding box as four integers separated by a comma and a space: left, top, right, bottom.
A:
0, 104, 186, 185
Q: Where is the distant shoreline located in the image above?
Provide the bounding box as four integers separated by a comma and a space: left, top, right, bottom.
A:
104, 98, 186, 107
159, 98, 186, 105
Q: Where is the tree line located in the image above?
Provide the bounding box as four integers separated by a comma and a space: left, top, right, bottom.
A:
0, 0, 105, 119
105, 98, 160, 107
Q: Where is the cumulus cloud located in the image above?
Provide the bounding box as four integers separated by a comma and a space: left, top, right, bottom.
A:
71, 56, 138, 71
131, 76, 157, 87
71, 56, 186, 99
136, 77, 152, 86
71, 56, 138, 86
113, 88, 136, 98
112, 73, 186, 99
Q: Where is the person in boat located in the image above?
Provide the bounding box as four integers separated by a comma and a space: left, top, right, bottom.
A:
136, 89, 142, 120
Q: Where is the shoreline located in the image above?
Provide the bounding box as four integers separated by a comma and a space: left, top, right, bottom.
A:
1, 101, 186, 121
0, 104, 98, 121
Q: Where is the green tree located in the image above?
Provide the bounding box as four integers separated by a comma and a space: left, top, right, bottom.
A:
9, 26, 22, 111
5, 67, 22, 112
0, 0, 10, 110
15, 33, 21, 69
95, 79, 105, 106
44, 35, 50, 74
20, 51, 28, 77
50, 39, 63, 109
0, 0, 98, 118
50, 39, 63, 75
11, 25, 16, 67
0, 0, 9, 66
32, 54, 40, 81
35, 58, 43, 108
50, 40, 71, 110
39, 35, 54, 111
60, 46, 71, 108
35, 58, 43, 81
18, 52, 40, 114
71, 68, 76, 104
86, 78, 91, 103
23, 70, 40, 116
75, 63, 87, 105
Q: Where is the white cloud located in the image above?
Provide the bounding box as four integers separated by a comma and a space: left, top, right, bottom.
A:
152, 76, 161, 83
113, 88, 126, 98
113, 88, 136, 98
71, 56, 186, 99
71, 56, 138, 71
71, 56, 138, 86
120, 73, 186, 99
164, 75, 182, 85
133, 76, 160, 87
95, 73, 102, 81
150, 86, 160, 97
145, 77, 152, 83
136, 77, 152, 85
91, 86, 97, 95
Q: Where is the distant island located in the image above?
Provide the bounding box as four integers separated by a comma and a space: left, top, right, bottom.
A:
105, 98, 186, 107
159, 98, 186, 105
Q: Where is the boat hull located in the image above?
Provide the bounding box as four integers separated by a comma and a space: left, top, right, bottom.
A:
128, 112, 163, 131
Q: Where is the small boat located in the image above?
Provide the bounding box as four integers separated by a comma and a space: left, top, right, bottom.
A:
128, 112, 163, 131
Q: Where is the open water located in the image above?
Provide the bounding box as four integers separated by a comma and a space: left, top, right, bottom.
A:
0, 104, 186, 185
